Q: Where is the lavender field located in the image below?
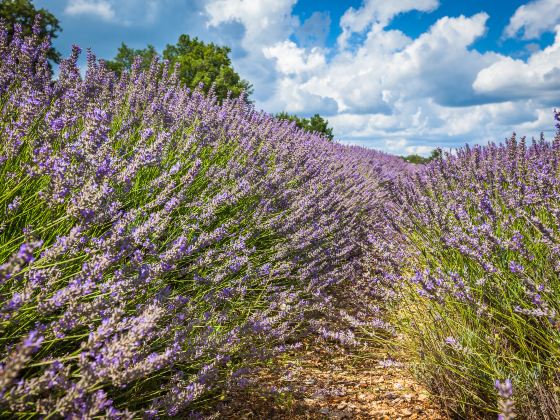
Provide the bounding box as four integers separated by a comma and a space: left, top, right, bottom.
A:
1, 21, 560, 419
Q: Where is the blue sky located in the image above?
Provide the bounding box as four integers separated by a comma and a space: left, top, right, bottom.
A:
34, 0, 560, 155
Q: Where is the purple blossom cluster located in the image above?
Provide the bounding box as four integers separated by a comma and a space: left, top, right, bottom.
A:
495, 379, 515, 420
394, 117, 560, 418
0, 20, 409, 417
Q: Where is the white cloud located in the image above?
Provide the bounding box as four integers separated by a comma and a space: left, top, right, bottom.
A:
406, 144, 434, 155
504, 0, 560, 40
305, 7, 554, 149
64, 0, 162, 25
338, 0, 439, 48
57, 0, 560, 153
350, 137, 434, 157
65, 0, 115, 21
474, 27, 560, 100
263, 41, 326, 75
384, 138, 408, 151
385, 13, 497, 107
267, 13, 496, 116
204, 0, 298, 103
269, 78, 338, 115
205, 0, 297, 48
516, 107, 554, 131
201, 0, 558, 152
63, 0, 557, 153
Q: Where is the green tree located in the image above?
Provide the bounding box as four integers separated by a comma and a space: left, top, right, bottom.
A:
402, 148, 442, 164
104, 42, 158, 75
304, 114, 334, 140
276, 112, 334, 141
105, 35, 252, 102
275, 111, 301, 127
163, 35, 252, 101
0, 0, 62, 63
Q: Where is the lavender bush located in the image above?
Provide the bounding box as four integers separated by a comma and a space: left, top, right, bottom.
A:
0, 21, 409, 417
394, 117, 560, 418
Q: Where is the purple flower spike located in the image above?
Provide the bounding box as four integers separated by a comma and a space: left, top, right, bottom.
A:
509, 261, 524, 274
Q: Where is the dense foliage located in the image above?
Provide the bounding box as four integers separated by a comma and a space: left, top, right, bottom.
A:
0, 0, 61, 63
394, 124, 560, 419
0, 22, 407, 417
105, 36, 253, 102
402, 148, 442, 164
104, 43, 158, 76
276, 112, 334, 141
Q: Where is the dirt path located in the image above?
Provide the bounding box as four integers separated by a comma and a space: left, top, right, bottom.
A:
215, 343, 446, 419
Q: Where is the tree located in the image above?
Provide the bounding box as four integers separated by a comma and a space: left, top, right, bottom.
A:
402, 154, 428, 164
276, 112, 335, 141
305, 114, 334, 140
402, 148, 442, 164
105, 35, 252, 102
104, 43, 158, 75
0, 0, 62, 63
163, 35, 252, 101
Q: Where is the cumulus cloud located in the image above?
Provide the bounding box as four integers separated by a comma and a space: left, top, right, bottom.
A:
261, 38, 332, 115
263, 41, 326, 75
204, 0, 559, 154
204, 0, 298, 102
384, 13, 499, 107
205, 0, 297, 48
474, 28, 560, 102
504, 0, 560, 40
383, 137, 436, 156
65, 0, 115, 21
338, 0, 439, 48
272, 13, 497, 114
61, 0, 559, 155
64, 0, 161, 25
270, 78, 339, 115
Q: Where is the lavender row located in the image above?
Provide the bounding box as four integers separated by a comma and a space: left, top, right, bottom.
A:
393, 116, 560, 418
0, 21, 410, 417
